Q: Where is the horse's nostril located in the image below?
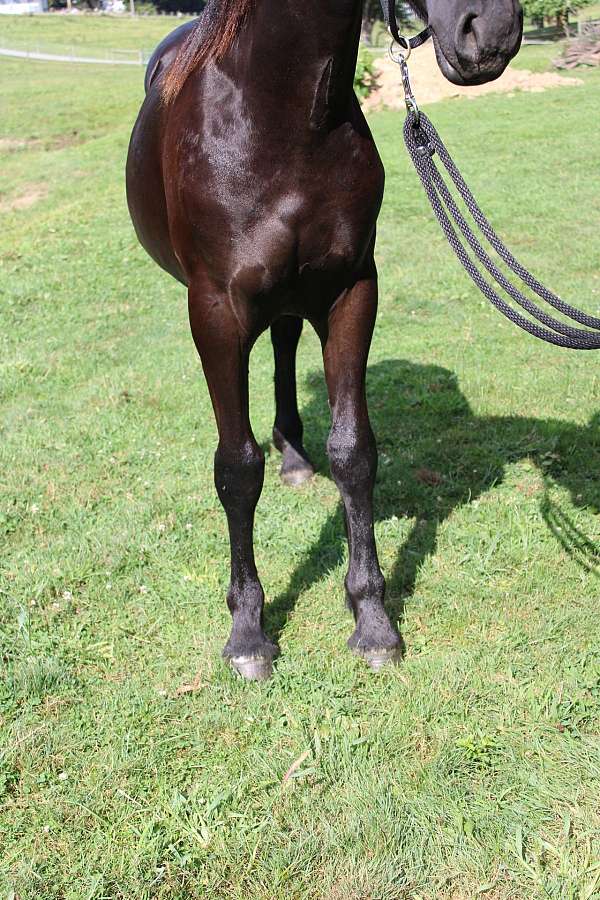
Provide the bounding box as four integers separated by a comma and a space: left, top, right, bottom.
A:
461, 12, 477, 35
457, 12, 480, 60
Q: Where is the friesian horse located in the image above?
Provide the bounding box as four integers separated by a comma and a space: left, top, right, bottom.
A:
126, 0, 523, 680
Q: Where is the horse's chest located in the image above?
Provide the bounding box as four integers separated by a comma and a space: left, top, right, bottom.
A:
261, 139, 383, 283
301, 130, 383, 261
173, 121, 383, 295
229, 184, 380, 302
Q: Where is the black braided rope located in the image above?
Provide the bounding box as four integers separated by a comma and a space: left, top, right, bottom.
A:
403, 112, 600, 350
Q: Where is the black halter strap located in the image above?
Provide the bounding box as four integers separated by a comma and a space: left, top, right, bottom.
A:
380, 0, 432, 49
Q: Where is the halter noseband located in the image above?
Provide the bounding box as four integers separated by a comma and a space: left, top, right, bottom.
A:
379, 0, 432, 57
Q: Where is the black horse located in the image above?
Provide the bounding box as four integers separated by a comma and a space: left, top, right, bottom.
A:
126, 0, 523, 679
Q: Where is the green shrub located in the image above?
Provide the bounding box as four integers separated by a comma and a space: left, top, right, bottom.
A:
354, 48, 377, 99
371, 19, 389, 47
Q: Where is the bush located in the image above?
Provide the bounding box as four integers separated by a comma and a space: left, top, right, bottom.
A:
371, 19, 389, 48
354, 48, 377, 99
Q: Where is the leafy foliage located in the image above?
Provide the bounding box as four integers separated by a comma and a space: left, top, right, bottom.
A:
521, 0, 594, 26
354, 48, 377, 99
362, 0, 415, 45
153, 0, 204, 14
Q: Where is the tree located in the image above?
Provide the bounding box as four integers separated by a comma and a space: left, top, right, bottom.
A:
361, 0, 414, 44
520, 0, 594, 35
153, 0, 204, 12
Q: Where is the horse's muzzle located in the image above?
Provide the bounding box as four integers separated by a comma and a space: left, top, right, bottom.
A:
430, 0, 523, 86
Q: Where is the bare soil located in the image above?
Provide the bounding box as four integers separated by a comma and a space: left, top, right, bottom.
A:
364, 43, 583, 110
2, 184, 48, 211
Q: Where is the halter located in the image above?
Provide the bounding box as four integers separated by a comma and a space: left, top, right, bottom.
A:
379, 0, 430, 121
379, 0, 432, 55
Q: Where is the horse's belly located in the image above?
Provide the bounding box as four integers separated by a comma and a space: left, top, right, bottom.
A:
126, 93, 187, 285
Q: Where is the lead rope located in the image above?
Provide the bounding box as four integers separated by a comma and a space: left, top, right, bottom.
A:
391, 47, 600, 349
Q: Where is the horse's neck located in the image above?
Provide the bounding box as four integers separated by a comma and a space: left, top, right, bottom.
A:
242, 0, 363, 126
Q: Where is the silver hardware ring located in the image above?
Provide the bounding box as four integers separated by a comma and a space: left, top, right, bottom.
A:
389, 36, 411, 64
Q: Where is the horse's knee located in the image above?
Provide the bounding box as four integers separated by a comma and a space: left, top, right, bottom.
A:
326, 425, 376, 489
214, 441, 264, 512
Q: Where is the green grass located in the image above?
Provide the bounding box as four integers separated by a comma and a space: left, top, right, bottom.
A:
2, 35, 600, 900
512, 40, 567, 72
585, 1, 600, 17
0, 13, 192, 55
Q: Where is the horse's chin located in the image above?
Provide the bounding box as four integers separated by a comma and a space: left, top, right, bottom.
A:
431, 33, 509, 86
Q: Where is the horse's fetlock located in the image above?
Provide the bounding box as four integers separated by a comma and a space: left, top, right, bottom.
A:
227, 580, 264, 614
273, 419, 303, 449
345, 568, 385, 604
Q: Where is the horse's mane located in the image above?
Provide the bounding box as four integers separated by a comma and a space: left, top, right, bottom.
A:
161, 0, 255, 105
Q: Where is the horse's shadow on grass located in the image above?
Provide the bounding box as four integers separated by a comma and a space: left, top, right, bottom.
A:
263, 358, 600, 645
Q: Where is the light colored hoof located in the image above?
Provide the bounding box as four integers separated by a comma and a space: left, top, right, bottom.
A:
363, 648, 402, 672
230, 655, 273, 681
280, 465, 314, 487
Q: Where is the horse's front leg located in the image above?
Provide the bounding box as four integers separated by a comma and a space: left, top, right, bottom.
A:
188, 280, 278, 680
322, 276, 401, 670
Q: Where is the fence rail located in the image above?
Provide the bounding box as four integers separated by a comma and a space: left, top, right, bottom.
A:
0, 41, 151, 64
579, 18, 600, 36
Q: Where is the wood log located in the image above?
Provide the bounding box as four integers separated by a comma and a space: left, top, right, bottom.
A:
554, 36, 600, 69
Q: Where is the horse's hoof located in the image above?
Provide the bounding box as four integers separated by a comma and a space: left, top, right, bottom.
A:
362, 647, 402, 672
280, 464, 314, 487
230, 655, 273, 681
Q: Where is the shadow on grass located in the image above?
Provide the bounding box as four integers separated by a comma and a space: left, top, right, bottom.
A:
264, 358, 600, 644
523, 25, 570, 41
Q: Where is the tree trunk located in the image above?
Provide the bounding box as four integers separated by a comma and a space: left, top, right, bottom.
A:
556, 11, 571, 37
361, 0, 375, 45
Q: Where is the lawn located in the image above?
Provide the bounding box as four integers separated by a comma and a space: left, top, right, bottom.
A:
512, 40, 566, 72
2, 21, 600, 900
0, 12, 193, 56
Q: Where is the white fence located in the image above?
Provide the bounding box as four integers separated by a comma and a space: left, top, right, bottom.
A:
0, 40, 151, 64
0, 0, 45, 13
578, 18, 600, 36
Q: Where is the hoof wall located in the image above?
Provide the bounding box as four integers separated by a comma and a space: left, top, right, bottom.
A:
230, 655, 273, 681
280, 466, 314, 487
363, 648, 402, 672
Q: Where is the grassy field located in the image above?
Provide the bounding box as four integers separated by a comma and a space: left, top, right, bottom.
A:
512, 41, 566, 72
2, 18, 600, 900
0, 13, 193, 55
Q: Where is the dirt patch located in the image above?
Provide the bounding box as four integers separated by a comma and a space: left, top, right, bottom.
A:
364, 43, 582, 110
51, 131, 83, 150
2, 184, 48, 212
0, 132, 82, 153
0, 137, 38, 152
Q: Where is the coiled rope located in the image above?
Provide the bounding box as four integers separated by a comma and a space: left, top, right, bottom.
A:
380, 0, 600, 350
403, 112, 600, 349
